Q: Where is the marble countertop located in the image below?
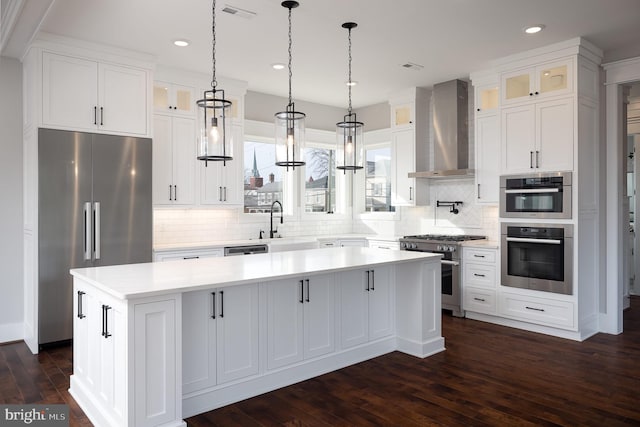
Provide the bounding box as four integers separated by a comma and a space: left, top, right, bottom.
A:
71, 247, 441, 300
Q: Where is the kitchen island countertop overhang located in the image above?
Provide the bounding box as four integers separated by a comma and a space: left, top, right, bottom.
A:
69, 247, 444, 427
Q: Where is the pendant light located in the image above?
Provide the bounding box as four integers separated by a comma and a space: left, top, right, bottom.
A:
275, 1, 306, 170
336, 22, 364, 173
197, 0, 232, 166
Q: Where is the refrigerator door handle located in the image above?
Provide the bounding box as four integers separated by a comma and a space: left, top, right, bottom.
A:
93, 202, 101, 260
84, 202, 92, 261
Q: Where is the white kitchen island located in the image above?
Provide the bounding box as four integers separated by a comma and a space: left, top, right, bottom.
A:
69, 247, 443, 427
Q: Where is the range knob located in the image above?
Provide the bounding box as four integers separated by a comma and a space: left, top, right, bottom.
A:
400, 242, 406, 249
448, 246, 456, 252
436, 245, 443, 251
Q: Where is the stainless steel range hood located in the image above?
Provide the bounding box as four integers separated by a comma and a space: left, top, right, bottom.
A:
409, 79, 473, 178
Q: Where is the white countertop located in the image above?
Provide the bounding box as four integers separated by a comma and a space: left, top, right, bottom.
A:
71, 247, 441, 300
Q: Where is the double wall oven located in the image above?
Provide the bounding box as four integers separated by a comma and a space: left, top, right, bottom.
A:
400, 235, 486, 317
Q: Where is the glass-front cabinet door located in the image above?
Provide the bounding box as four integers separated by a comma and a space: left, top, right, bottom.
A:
475, 85, 499, 114
154, 81, 196, 116
392, 103, 414, 127
501, 58, 573, 105
538, 62, 570, 96
502, 69, 533, 103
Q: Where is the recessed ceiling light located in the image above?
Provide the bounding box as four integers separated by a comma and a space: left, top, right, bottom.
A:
346, 81, 358, 86
524, 25, 545, 34
173, 39, 190, 47
272, 63, 286, 70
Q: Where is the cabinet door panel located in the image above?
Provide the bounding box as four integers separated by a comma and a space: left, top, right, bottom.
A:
217, 285, 259, 384
99, 63, 148, 135
391, 129, 415, 206
152, 116, 174, 205
171, 117, 196, 205
475, 114, 500, 203
536, 98, 573, 172
502, 105, 535, 173
267, 280, 304, 370
42, 53, 98, 130
338, 270, 368, 349
368, 267, 394, 340
182, 290, 216, 393
304, 275, 335, 359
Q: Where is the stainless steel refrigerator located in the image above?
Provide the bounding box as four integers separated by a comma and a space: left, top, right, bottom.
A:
38, 128, 152, 345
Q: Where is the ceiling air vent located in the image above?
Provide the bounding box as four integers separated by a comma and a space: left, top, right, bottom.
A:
401, 62, 424, 71
222, 4, 257, 19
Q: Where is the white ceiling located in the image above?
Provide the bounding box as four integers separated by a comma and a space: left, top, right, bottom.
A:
6, 0, 640, 108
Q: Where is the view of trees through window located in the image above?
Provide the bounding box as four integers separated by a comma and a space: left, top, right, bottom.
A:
304, 148, 335, 213
365, 146, 395, 212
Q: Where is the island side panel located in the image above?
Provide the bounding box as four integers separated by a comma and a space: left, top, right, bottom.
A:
395, 259, 445, 357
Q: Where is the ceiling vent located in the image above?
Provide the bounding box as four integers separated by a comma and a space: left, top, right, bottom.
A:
222, 4, 257, 19
401, 62, 424, 71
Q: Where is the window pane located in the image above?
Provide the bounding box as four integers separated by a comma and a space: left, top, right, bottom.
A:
304, 148, 335, 213
244, 140, 283, 213
365, 147, 395, 212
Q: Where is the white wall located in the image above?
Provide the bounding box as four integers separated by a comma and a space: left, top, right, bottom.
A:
0, 55, 23, 342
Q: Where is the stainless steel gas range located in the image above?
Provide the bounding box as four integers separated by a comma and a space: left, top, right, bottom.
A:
399, 234, 487, 317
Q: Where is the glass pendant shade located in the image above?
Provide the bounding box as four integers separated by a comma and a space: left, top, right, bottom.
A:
275, 103, 306, 169
336, 112, 364, 172
197, 88, 233, 164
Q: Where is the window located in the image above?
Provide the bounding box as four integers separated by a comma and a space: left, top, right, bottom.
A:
244, 140, 283, 213
304, 147, 336, 213
365, 146, 395, 212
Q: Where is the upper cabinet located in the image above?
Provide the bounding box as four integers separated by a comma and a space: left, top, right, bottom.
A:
389, 88, 429, 207
42, 51, 150, 136
475, 84, 499, 115
153, 81, 196, 116
501, 58, 573, 106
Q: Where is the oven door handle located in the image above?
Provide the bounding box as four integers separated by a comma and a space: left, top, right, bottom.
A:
506, 237, 562, 245
441, 260, 460, 266
504, 188, 560, 194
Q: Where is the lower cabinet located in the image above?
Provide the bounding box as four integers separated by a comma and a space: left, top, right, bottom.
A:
154, 247, 224, 261
266, 274, 335, 370
182, 283, 259, 393
499, 291, 575, 329
338, 266, 393, 349
462, 247, 498, 315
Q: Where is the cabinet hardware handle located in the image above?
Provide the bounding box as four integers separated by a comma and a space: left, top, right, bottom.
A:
365, 270, 370, 291
102, 305, 112, 338
371, 270, 375, 291
305, 279, 310, 302
211, 292, 216, 319
525, 306, 545, 312
183, 256, 199, 260
529, 92, 534, 96
77, 291, 86, 319
174, 185, 177, 201
224, 186, 227, 202
378, 246, 390, 250
473, 297, 486, 302
100, 107, 104, 126
474, 254, 485, 258
409, 186, 413, 201
299, 280, 304, 303
474, 273, 486, 277
219, 186, 223, 202
530, 151, 534, 168
535, 91, 539, 95
220, 290, 224, 318
477, 108, 481, 112
477, 183, 480, 199
94, 106, 97, 125
535, 151, 540, 168
169, 185, 172, 201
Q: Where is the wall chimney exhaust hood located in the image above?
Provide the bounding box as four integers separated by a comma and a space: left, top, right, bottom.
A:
409, 79, 473, 179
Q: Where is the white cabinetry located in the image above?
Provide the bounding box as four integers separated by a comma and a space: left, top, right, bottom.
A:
498, 292, 575, 329
199, 124, 244, 206
389, 88, 429, 206
462, 247, 498, 315
154, 247, 224, 261
43, 52, 149, 136
152, 115, 196, 206
501, 97, 574, 173
153, 81, 196, 116
266, 274, 335, 370
182, 284, 259, 394
368, 239, 400, 251
338, 266, 393, 348
475, 113, 500, 203
501, 59, 573, 105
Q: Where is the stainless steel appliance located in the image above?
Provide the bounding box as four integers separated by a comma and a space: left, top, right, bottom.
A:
38, 128, 152, 346
501, 223, 573, 295
500, 171, 572, 219
399, 234, 487, 316
224, 244, 268, 256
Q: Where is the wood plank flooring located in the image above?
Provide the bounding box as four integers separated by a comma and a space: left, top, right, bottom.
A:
2, 297, 639, 426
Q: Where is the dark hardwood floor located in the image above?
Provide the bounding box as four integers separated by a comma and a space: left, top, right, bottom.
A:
2, 297, 639, 426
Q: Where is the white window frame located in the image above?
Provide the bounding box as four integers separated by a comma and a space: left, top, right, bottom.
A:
355, 128, 400, 221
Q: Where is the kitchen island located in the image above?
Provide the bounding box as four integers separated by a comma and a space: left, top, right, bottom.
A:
69, 247, 443, 427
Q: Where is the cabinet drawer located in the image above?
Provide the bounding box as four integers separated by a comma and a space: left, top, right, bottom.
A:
463, 287, 496, 315
464, 262, 497, 288
154, 248, 224, 261
499, 292, 575, 329
464, 248, 496, 263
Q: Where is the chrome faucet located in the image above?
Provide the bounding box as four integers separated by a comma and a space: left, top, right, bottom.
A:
270, 200, 283, 238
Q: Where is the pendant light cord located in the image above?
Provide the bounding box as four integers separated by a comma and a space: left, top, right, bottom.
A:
211, 0, 217, 89
347, 26, 352, 115
287, 5, 293, 105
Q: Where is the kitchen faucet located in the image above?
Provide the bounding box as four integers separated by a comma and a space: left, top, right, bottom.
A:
270, 200, 283, 238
